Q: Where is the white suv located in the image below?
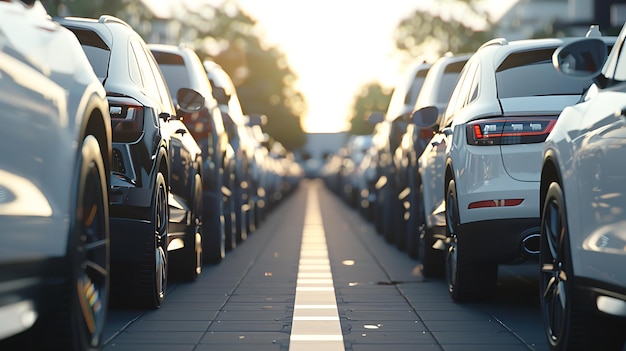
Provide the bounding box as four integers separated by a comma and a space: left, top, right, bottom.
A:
429, 34, 616, 302
539, 25, 626, 350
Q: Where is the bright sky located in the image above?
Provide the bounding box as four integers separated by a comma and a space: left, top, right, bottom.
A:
182, 0, 516, 133
235, 0, 423, 133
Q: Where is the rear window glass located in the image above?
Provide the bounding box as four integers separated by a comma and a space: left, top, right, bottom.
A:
153, 53, 190, 104
68, 28, 110, 82
404, 74, 426, 105
496, 48, 592, 98
437, 71, 463, 104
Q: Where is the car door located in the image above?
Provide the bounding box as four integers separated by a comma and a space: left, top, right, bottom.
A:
574, 38, 626, 286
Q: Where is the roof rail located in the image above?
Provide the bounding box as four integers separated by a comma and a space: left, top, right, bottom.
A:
479, 38, 508, 50
98, 15, 132, 28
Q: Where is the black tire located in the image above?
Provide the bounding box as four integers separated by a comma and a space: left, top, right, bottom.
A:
224, 178, 237, 251
203, 190, 226, 263
394, 194, 407, 251
43, 135, 109, 350
373, 187, 384, 234
171, 173, 203, 280
381, 186, 395, 243
445, 179, 497, 302
540, 182, 626, 350
233, 182, 247, 243
420, 226, 445, 278
406, 180, 424, 259
135, 171, 168, 309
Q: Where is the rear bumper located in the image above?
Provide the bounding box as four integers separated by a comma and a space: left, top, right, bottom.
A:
456, 217, 540, 264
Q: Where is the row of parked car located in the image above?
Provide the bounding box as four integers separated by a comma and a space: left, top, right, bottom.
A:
322, 23, 626, 351
0, 1, 302, 350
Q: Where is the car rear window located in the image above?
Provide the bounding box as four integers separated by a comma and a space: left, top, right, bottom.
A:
152, 52, 190, 104
68, 28, 110, 83
435, 60, 467, 104
495, 48, 593, 98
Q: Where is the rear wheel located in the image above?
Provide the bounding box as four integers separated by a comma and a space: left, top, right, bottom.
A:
540, 182, 625, 350
445, 179, 497, 302
406, 180, 424, 259
135, 171, 168, 309
44, 135, 109, 350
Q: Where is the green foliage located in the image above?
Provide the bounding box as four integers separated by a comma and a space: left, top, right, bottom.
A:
348, 82, 392, 135
393, 0, 495, 61
172, 1, 307, 150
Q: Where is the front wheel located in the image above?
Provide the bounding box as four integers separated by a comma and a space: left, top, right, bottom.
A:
540, 182, 625, 350
445, 179, 497, 302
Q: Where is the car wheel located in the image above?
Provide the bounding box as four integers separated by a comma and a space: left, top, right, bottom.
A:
540, 182, 625, 350
136, 171, 168, 309
445, 179, 497, 302
234, 180, 247, 243
45, 135, 109, 350
224, 176, 237, 251
394, 189, 407, 251
171, 173, 203, 280
407, 179, 424, 259
381, 185, 395, 243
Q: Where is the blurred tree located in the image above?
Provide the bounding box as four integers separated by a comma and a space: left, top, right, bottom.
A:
393, 0, 495, 63
41, 0, 306, 151
182, 2, 306, 150
347, 82, 392, 135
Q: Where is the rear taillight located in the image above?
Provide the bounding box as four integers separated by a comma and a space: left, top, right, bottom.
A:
466, 116, 557, 146
108, 96, 144, 143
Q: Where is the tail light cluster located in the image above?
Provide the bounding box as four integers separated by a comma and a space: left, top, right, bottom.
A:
466, 116, 557, 146
108, 96, 144, 143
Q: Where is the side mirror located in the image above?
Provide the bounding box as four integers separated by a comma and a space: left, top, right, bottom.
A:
176, 88, 204, 113
212, 86, 230, 105
552, 38, 608, 79
411, 106, 438, 128
367, 112, 385, 124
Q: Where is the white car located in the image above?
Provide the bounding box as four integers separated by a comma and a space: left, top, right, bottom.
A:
539, 26, 626, 350
432, 32, 616, 302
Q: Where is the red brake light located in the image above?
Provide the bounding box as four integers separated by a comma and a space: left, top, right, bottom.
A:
466, 117, 557, 145
108, 96, 144, 143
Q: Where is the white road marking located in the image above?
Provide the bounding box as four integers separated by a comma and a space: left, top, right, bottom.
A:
289, 188, 344, 351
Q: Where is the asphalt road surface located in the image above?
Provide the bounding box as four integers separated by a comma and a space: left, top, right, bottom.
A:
102, 178, 549, 351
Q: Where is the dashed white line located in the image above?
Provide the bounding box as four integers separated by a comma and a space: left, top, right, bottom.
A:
289, 187, 344, 351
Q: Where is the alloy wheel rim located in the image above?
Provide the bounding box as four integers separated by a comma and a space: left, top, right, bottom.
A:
155, 180, 168, 301
77, 163, 108, 346
541, 197, 568, 344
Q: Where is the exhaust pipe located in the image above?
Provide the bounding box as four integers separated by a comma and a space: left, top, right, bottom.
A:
521, 233, 541, 256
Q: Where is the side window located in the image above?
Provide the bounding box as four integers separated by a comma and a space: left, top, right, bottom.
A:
142, 45, 175, 113
127, 41, 142, 87
467, 65, 480, 104
610, 35, 626, 82
443, 60, 477, 127
131, 39, 161, 103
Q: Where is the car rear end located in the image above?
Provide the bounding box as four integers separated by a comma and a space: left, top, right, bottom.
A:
451, 40, 599, 263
